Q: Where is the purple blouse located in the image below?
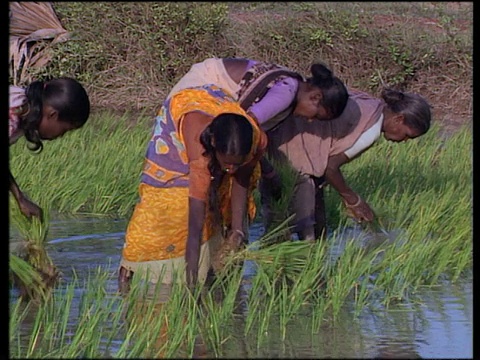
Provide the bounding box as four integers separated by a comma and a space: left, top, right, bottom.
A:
244, 60, 299, 130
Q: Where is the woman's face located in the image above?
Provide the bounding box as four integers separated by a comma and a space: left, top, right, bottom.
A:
215, 152, 247, 175
38, 105, 78, 140
294, 88, 332, 121
383, 115, 421, 142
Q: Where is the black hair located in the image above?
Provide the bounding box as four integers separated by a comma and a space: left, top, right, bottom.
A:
307, 63, 349, 119
199, 113, 254, 226
381, 88, 431, 136
21, 77, 90, 152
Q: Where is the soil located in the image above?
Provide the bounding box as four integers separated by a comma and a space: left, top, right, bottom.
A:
370, 12, 472, 136
361, 12, 471, 135
229, 9, 472, 136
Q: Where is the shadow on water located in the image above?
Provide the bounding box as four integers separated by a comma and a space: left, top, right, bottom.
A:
9, 215, 473, 359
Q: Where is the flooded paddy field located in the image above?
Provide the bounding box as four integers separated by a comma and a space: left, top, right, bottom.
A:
9, 215, 473, 359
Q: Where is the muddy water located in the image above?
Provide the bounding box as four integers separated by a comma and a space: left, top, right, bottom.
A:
9, 215, 473, 359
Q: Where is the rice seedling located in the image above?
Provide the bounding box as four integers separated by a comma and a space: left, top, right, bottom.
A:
239, 259, 276, 344
9, 111, 152, 217
9, 298, 36, 355
198, 266, 245, 356
10, 267, 184, 358
10, 254, 49, 301
309, 295, 329, 334
219, 239, 326, 343
8, 115, 471, 357
9, 200, 60, 299
323, 238, 381, 318
270, 241, 330, 339
117, 268, 204, 358
276, 276, 307, 341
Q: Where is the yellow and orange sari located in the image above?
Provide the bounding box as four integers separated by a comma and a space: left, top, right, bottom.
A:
120, 85, 266, 284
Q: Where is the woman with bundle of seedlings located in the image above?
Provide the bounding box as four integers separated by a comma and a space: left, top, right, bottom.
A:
262, 88, 432, 240
166, 57, 349, 199
9, 77, 91, 221
118, 84, 267, 291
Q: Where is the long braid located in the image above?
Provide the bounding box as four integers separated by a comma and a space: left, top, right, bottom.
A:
199, 125, 224, 226
22, 80, 45, 153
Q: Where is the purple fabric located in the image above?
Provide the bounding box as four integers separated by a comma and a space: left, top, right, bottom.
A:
249, 77, 298, 125
9, 86, 27, 144
246, 59, 257, 71
139, 85, 236, 189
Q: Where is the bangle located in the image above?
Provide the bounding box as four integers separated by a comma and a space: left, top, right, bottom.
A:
232, 229, 245, 238
343, 194, 362, 208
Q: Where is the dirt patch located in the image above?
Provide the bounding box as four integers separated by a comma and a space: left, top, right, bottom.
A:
367, 14, 471, 34
229, 10, 472, 135
367, 14, 471, 135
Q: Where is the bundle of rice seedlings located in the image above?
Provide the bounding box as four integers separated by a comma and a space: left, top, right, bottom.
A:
9, 201, 60, 297
222, 219, 317, 282
9, 254, 49, 301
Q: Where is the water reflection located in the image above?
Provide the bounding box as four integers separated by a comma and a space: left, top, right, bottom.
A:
9, 215, 472, 359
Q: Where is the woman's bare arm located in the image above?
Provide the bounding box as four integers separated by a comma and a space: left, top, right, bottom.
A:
325, 153, 375, 222
181, 112, 213, 286
9, 168, 43, 220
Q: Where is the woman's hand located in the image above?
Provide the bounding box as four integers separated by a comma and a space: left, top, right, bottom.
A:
212, 229, 246, 273
343, 194, 375, 223
18, 195, 43, 221
9, 171, 43, 221
225, 229, 246, 251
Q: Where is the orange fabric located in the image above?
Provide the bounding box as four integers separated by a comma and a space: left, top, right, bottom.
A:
123, 86, 267, 263
188, 157, 211, 201
122, 184, 195, 261
167, 86, 266, 202
122, 166, 261, 263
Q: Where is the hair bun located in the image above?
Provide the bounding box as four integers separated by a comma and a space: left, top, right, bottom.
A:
381, 88, 404, 105
310, 63, 333, 80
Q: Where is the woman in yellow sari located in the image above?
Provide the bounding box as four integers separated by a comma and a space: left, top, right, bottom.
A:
118, 84, 267, 290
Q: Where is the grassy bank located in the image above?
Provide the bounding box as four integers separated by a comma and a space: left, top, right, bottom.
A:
13, 2, 472, 133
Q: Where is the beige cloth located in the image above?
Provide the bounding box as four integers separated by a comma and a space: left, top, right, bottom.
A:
266, 89, 385, 177
167, 58, 240, 100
